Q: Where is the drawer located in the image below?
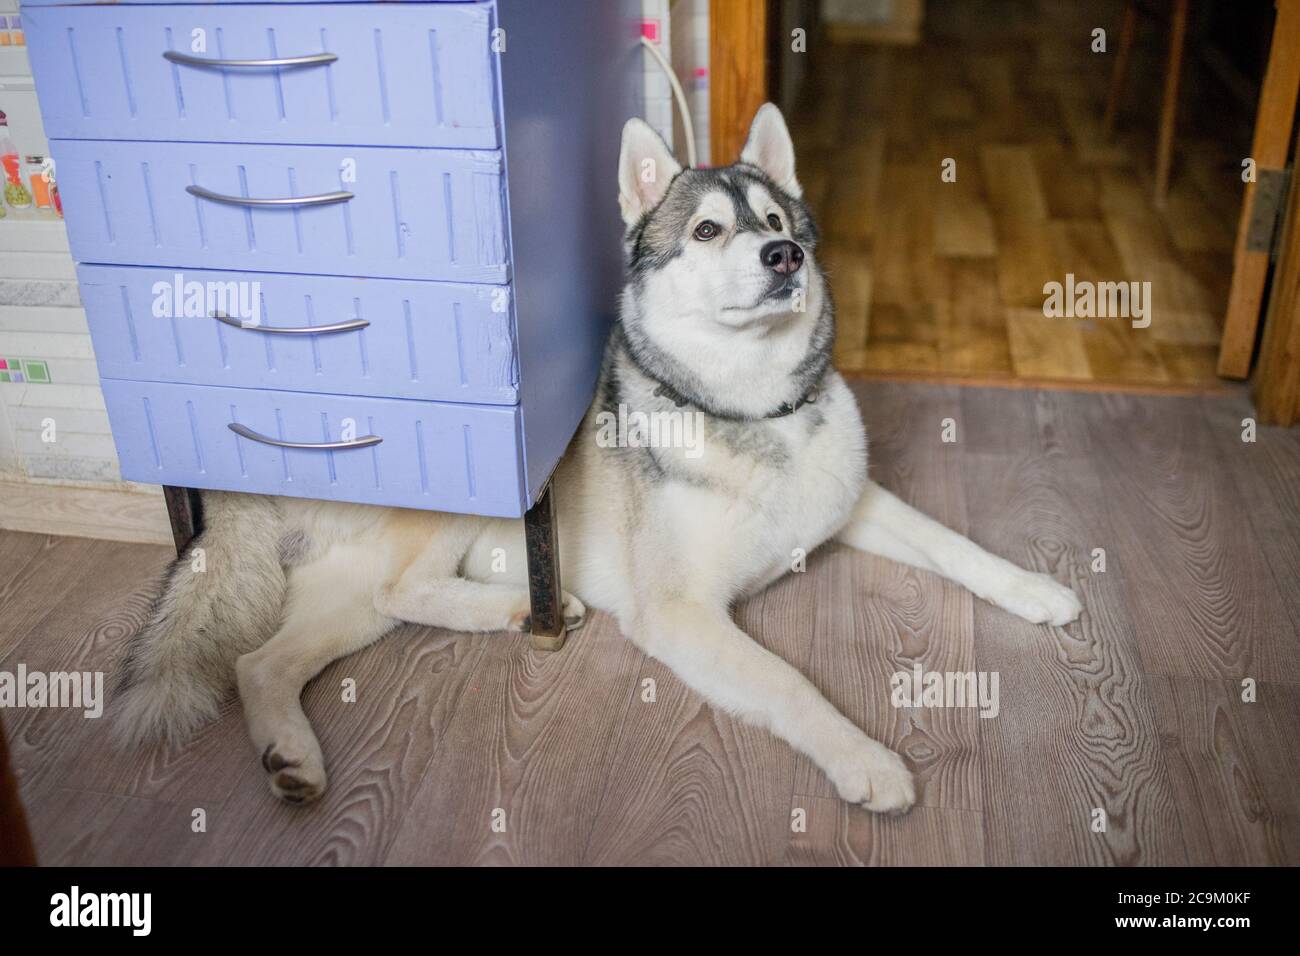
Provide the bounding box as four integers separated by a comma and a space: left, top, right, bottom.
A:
22, 2, 499, 149
52, 140, 508, 283
79, 265, 518, 404
102, 378, 527, 516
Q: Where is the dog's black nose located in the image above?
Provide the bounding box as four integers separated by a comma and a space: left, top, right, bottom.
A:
761, 240, 804, 276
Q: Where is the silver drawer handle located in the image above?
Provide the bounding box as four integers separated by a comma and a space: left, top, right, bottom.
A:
186, 184, 353, 208
212, 312, 370, 335
228, 422, 382, 450
163, 50, 338, 69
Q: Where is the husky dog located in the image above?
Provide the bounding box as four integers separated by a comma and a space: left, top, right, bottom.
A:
113, 105, 1081, 812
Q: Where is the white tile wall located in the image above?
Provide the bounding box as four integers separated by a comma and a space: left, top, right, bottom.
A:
640, 0, 710, 167
639, 0, 675, 152
670, 0, 710, 166
0, 0, 130, 488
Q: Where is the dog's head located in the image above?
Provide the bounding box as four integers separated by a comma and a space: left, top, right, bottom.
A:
619, 103, 822, 328
615, 104, 831, 418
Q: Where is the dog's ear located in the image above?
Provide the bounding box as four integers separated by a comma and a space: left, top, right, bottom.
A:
618, 118, 682, 225
740, 103, 801, 198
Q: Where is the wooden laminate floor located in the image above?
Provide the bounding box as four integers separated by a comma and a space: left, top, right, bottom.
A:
793, 0, 1250, 387
3, 381, 1298, 865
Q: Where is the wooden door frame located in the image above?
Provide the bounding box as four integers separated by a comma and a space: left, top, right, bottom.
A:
710, 0, 769, 166
1218, 0, 1300, 379
1255, 116, 1300, 424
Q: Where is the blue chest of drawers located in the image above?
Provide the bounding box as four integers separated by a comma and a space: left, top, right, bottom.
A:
22, 0, 637, 521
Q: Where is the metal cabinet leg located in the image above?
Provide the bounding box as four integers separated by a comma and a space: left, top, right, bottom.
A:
162, 486, 204, 558
524, 482, 566, 651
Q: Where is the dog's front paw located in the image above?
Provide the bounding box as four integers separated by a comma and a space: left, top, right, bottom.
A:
987, 571, 1082, 627
827, 740, 916, 815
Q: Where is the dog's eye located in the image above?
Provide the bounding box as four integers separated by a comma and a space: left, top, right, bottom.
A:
693, 220, 719, 241
767, 213, 782, 231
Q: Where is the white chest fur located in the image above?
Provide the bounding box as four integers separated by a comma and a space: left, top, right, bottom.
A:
635, 371, 867, 597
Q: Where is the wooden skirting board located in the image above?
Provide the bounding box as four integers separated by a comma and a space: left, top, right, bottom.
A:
842, 369, 1243, 397
0, 478, 172, 546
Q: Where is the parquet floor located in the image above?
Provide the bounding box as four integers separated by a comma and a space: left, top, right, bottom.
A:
791, 0, 1251, 387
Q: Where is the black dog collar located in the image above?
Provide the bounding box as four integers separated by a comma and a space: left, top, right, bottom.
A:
653, 381, 820, 420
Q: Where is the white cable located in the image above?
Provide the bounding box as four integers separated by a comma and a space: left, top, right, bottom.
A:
640, 35, 697, 168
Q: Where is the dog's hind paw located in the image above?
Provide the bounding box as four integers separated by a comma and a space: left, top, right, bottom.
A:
828, 741, 916, 815
261, 741, 327, 806
508, 591, 587, 633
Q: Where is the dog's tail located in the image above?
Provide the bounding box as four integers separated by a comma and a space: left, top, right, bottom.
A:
111, 491, 287, 748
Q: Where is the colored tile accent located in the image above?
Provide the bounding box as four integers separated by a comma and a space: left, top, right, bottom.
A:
0, 358, 52, 383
